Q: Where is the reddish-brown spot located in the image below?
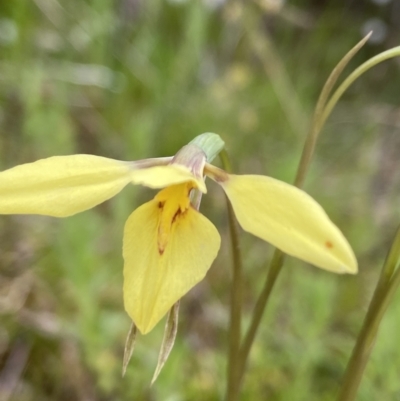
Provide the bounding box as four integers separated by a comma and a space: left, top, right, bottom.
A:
158, 247, 165, 256
158, 201, 164, 209
172, 209, 181, 223
325, 241, 334, 249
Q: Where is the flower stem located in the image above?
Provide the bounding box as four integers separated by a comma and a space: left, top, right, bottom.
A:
220, 150, 243, 401
321, 46, 400, 133
224, 34, 372, 399
294, 32, 371, 188
220, 37, 400, 401
337, 226, 400, 401
234, 249, 285, 398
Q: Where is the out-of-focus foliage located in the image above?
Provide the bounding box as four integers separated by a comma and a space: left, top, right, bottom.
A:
0, 1, 399, 400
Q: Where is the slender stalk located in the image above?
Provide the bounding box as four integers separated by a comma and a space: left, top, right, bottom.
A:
294, 32, 372, 188
234, 249, 285, 396
221, 36, 400, 401
320, 47, 400, 137
337, 226, 400, 401
228, 33, 372, 400
220, 150, 243, 401
379, 226, 400, 284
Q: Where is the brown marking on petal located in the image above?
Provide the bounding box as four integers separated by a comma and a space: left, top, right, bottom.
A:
156, 183, 191, 257
157, 227, 167, 255
325, 241, 334, 249
158, 206, 183, 255
172, 209, 181, 224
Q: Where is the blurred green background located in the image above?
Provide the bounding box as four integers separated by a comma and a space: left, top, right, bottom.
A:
0, 0, 399, 400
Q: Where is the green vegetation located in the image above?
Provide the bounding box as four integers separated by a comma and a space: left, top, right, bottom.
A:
0, 1, 399, 400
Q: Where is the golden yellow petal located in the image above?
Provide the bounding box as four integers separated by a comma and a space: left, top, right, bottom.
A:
220, 174, 357, 274
0, 155, 132, 217
130, 165, 206, 193
123, 200, 220, 334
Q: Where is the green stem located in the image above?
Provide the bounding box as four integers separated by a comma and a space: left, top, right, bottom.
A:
320, 46, 400, 135
220, 150, 243, 401
229, 33, 372, 400
294, 33, 371, 188
223, 32, 373, 401
380, 225, 400, 281
221, 36, 400, 401
234, 249, 285, 396
337, 226, 400, 401
302, 46, 400, 400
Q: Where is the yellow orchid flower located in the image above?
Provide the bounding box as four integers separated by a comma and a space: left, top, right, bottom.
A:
0, 134, 357, 335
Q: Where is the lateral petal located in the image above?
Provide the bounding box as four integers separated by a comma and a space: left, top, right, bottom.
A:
130, 165, 206, 193
0, 155, 132, 217
123, 200, 220, 334
219, 174, 357, 274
